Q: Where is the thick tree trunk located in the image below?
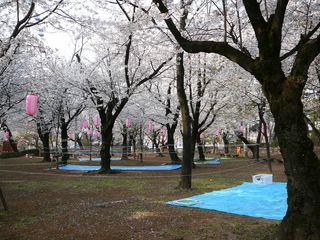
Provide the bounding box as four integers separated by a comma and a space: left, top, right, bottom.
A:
37, 122, 51, 162
100, 124, 113, 173
42, 132, 51, 162
267, 78, 320, 240
60, 120, 69, 164
167, 127, 181, 163
177, 50, 193, 189
197, 135, 206, 161
222, 132, 229, 154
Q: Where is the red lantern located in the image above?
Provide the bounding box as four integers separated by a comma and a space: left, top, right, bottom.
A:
26, 94, 38, 116
81, 120, 89, 129
93, 115, 101, 128
125, 117, 131, 128
148, 121, 154, 133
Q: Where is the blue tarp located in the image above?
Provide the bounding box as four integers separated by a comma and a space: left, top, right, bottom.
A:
194, 159, 220, 165
58, 164, 182, 171
78, 157, 122, 161
167, 182, 287, 220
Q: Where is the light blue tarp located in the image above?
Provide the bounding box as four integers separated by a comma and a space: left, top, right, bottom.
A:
167, 182, 287, 220
58, 164, 182, 171
194, 159, 220, 165
78, 157, 122, 161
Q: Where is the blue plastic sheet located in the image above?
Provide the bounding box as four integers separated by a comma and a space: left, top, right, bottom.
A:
194, 159, 220, 165
167, 182, 287, 220
58, 164, 182, 171
78, 157, 121, 161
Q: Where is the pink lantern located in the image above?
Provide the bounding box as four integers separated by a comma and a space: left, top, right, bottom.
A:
160, 128, 167, 137
81, 120, 88, 129
26, 94, 38, 116
93, 115, 101, 128
68, 132, 74, 140
125, 117, 131, 128
240, 122, 245, 134
3, 131, 10, 141
148, 122, 154, 133
88, 129, 93, 136
93, 131, 101, 137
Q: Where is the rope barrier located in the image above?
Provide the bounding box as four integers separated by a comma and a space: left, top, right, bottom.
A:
0, 161, 260, 179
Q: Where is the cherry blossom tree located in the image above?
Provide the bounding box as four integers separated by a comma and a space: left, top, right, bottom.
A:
153, 0, 320, 238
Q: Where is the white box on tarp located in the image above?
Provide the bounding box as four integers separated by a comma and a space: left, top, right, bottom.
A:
252, 174, 273, 184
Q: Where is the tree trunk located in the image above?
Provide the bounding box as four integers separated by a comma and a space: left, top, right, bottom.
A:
100, 124, 114, 173
167, 126, 181, 163
60, 120, 69, 164
76, 135, 84, 150
42, 132, 51, 162
121, 125, 128, 160
37, 121, 51, 162
304, 113, 320, 143
222, 132, 229, 154
267, 77, 320, 240
236, 132, 258, 159
197, 135, 206, 161
261, 114, 272, 173
177, 50, 193, 189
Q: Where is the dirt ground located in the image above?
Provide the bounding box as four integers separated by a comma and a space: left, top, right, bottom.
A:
0, 154, 287, 240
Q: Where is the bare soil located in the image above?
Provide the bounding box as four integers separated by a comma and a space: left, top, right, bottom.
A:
0, 154, 286, 240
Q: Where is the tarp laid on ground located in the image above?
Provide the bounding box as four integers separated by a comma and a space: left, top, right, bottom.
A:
194, 159, 220, 165
58, 164, 182, 171
166, 182, 287, 220
78, 157, 122, 161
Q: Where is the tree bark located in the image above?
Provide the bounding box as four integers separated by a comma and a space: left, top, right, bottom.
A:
222, 132, 229, 154
197, 135, 206, 161
41, 132, 51, 162
99, 112, 114, 173
267, 84, 320, 239
236, 132, 258, 159
121, 125, 128, 160
60, 118, 69, 164
177, 50, 193, 189
167, 125, 181, 163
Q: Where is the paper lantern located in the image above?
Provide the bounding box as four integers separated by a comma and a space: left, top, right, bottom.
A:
148, 122, 154, 133
88, 129, 93, 136
160, 128, 166, 137
68, 132, 74, 140
93, 115, 101, 128
93, 131, 101, 137
3, 131, 10, 141
240, 122, 245, 134
26, 94, 38, 116
81, 120, 88, 129
125, 117, 131, 128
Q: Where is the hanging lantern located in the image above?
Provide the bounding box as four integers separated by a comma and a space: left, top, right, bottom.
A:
26, 93, 38, 116
81, 120, 88, 129
3, 131, 10, 141
88, 129, 93, 137
160, 128, 167, 137
125, 117, 131, 128
239, 122, 245, 134
93, 115, 101, 128
148, 121, 154, 133
68, 132, 74, 140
